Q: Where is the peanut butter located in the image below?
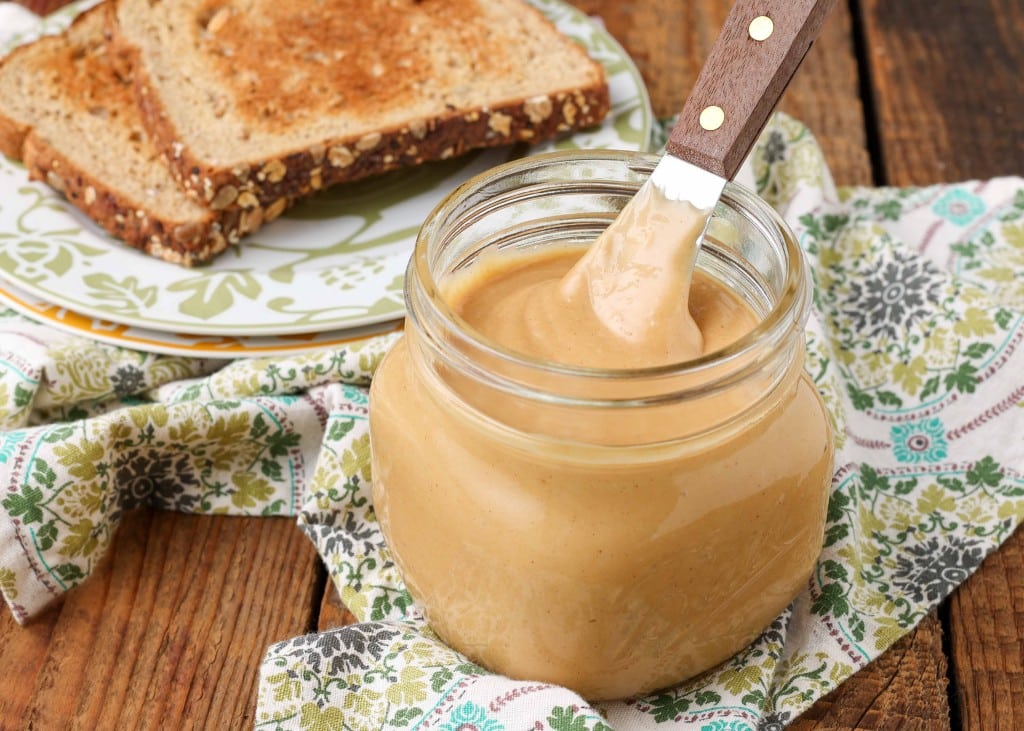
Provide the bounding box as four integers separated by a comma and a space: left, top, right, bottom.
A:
370, 173, 833, 700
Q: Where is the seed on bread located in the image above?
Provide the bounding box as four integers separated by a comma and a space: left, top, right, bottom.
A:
259, 159, 287, 183
240, 206, 263, 233
172, 221, 201, 244
45, 170, 65, 192
265, 197, 287, 220
205, 6, 231, 34
355, 132, 382, 151
488, 112, 512, 137
523, 95, 553, 124
408, 120, 428, 140
237, 191, 259, 208
328, 145, 355, 168
562, 100, 578, 126
210, 184, 239, 209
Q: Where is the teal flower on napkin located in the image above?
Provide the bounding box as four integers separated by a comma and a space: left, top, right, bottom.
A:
440, 701, 505, 731
932, 188, 985, 226
890, 418, 949, 463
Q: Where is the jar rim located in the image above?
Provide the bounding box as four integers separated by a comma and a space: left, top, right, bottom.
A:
411, 149, 808, 383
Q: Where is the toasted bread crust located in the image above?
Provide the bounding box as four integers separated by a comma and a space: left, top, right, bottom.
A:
0, 118, 29, 161
0, 18, 50, 159
111, 0, 612, 211
140, 80, 611, 212
0, 5, 283, 267
22, 132, 236, 267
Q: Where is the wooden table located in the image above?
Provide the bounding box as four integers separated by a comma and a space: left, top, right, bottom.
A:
2, 0, 1022, 728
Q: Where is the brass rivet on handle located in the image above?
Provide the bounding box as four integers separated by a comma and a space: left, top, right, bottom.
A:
699, 105, 725, 131
748, 15, 774, 41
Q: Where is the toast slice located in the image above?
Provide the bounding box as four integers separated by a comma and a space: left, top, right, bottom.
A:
0, 5, 269, 266
110, 0, 611, 213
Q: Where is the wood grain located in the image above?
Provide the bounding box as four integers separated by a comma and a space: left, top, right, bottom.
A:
319, 577, 358, 631
776, 4, 872, 186
0, 600, 58, 722
859, 0, 1024, 186
947, 528, 1024, 731
0, 511, 321, 729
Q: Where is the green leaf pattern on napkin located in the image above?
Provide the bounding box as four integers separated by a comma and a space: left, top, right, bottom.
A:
2, 112, 1024, 730
0, 332, 396, 620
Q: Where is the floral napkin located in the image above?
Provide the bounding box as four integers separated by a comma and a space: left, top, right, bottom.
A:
3, 5, 1024, 730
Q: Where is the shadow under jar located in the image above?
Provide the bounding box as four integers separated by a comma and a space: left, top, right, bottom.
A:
369, 150, 834, 701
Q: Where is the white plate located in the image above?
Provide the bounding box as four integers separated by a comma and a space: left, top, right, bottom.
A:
0, 278, 401, 358
0, 0, 652, 337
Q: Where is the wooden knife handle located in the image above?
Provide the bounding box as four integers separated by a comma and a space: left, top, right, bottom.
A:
666, 0, 836, 179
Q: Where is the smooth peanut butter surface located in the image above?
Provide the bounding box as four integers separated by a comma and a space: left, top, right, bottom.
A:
448, 183, 713, 369
370, 183, 833, 699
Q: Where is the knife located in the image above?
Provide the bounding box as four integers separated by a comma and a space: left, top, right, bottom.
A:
650, 0, 837, 212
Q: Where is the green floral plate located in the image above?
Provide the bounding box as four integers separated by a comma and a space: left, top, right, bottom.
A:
0, 277, 402, 358
0, 0, 652, 337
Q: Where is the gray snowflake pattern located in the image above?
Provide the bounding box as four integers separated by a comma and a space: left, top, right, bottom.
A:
763, 131, 787, 164
891, 535, 986, 604
113, 449, 201, 514
110, 364, 147, 396
843, 251, 943, 339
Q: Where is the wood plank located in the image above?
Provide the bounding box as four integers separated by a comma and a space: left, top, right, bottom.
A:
319, 580, 358, 631
0, 510, 320, 729
947, 528, 1024, 731
859, 1, 1024, 729
859, 0, 1024, 186
777, 3, 872, 186
0, 599, 59, 722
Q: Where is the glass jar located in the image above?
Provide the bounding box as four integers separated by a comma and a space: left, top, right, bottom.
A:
369, 150, 833, 701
